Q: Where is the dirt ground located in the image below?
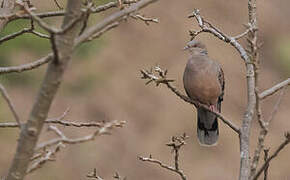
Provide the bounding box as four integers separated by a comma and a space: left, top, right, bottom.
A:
1, 0, 290, 179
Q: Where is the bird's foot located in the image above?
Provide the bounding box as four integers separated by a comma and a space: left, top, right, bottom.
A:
209, 105, 217, 113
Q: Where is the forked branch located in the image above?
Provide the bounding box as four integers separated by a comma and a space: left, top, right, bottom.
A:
139, 134, 188, 180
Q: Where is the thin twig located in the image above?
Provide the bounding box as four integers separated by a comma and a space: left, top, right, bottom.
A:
188, 9, 252, 64
259, 78, 290, 100
267, 87, 286, 123
85, 22, 120, 42
0, 83, 21, 127
53, 0, 63, 10
0, 54, 52, 75
250, 87, 286, 177
139, 134, 188, 180
253, 132, 290, 180
0, 108, 104, 128
27, 142, 64, 173
189, 8, 257, 180
130, 14, 159, 25
263, 148, 269, 180
0, 20, 49, 44
1, 0, 141, 22
233, 28, 250, 40
76, 0, 159, 45
87, 168, 104, 180
35, 120, 126, 151
18, 2, 58, 33
0, 28, 31, 44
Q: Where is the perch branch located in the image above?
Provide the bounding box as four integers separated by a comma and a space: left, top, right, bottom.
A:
188, 7, 257, 180
140, 65, 240, 134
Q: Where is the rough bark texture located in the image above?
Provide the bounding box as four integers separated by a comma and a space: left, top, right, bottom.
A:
239, 0, 258, 179
6, 0, 82, 179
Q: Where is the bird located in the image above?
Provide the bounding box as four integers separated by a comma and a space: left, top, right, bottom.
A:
183, 40, 225, 146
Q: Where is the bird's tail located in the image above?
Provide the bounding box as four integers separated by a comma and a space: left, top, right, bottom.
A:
197, 107, 219, 146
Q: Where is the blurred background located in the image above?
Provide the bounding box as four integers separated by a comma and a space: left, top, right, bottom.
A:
0, 0, 290, 179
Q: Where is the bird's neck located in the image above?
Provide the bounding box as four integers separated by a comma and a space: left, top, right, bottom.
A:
190, 49, 208, 56
190, 50, 208, 57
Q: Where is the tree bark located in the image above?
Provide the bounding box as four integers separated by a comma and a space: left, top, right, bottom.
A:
7, 0, 82, 179
239, 0, 258, 179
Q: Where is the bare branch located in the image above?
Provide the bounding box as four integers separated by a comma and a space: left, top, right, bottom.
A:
188, 9, 251, 64
0, 28, 31, 44
0, 83, 21, 127
267, 87, 286, 123
3, 0, 141, 22
253, 132, 290, 180
76, 0, 159, 45
233, 28, 250, 40
139, 134, 188, 180
87, 168, 104, 180
13, 10, 66, 19
18, 3, 58, 33
30, 30, 50, 39
250, 88, 286, 177
130, 14, 159, 25
259, 78, 290, 100
27, 142, 64, 174
113, 172, 126, 180
0, 118, 105, 128
140, 66, 240, 134
7, 1, 83, 179
0, 54, 52, 75
0, 19, 49, 44
263, 148, 269, 180
53, 0, 63, 10
188, 7, 257, 180
85, 22, 120, 42
35, 120, 125, 151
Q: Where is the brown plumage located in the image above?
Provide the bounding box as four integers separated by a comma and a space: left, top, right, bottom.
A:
183, 40, 225, 146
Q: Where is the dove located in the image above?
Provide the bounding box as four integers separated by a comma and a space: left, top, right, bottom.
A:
183, 40, 225, 146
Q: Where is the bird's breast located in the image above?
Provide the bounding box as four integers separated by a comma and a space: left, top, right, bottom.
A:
183, 61, 222, 105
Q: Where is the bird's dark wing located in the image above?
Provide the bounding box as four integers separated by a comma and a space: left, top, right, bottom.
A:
217, 67, 225, 112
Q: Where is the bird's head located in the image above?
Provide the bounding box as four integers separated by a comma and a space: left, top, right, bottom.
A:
183, 40, 207, 55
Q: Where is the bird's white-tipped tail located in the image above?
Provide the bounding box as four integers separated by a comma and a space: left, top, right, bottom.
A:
197, 107, 219, 146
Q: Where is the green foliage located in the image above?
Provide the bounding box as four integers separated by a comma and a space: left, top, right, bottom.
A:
277, 40, 290, 75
